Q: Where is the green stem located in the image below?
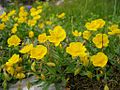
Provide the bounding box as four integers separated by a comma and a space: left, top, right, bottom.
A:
71, 16, 73, 31
113, 0, 117, 20
83, 0, 88, 16
18, 80, 22, 90
3, 80, 7, 90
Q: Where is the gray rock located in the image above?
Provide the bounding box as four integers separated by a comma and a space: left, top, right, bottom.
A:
55, 0, 64, 6
0, 5, 5, 15
8, 77, 56, 90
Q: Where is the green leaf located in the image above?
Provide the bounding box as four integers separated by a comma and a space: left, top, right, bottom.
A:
46, 66, 56, 75
74, 68, 80, 76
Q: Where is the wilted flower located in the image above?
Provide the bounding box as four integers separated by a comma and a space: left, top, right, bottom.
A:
46, 62, 56, 67
80, 55, 89, 66
41, 74, 45, 80
16, 73, 25, 79
6, 66, 14, 76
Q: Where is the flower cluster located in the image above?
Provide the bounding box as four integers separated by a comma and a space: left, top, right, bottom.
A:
0, 2, 120, 90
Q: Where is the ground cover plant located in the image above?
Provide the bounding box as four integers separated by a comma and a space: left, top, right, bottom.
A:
0, 0, 120, 90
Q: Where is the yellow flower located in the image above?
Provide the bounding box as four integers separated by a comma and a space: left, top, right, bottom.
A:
14, 23, 18, 27
5, 62, 13, 67
23, 12, 28, 17
0, 12, 6, 19
7, 35, 21, 47
37, 5, 43, 9
30, 12, 37, 17
85, 19, 105, 31
80, 55, 89, 66
38, 33, 47, 43
18, 17, 27, 23
48, 26, 66, 46
72, 30, 82, 37
20, 44, 33, 54
29, 31, 34, 38
11, 27, 17, 34
83, 30, 91, 40
59, 44, 63, 48
91, 52, 108, 68
19, 11, 28, 17
38, 23, 44, 29
1, 15, 9, 22
28, 19, 37, 27
8, 54, 20, 64
6, 66, 14, 76
33, 15, 41, 20
30, 45, 47, 60
66, 42, 87, 57
45, 21, 52, 25
57, 12, 65, 19
8, 10, 16, 17
0, 23, 5, 30
92, 33, 109, 48
108, 24, 120, 35
11, 24, 18, 33
109, 24, 118, 31
108, 29, 120, 35
14, 17, 18, 21
20, 6, 25, 11
30, 8, 36, 13
16, 73, 25, 79
5, 54, 20, 75
30, 9, 42, 17
19, 6, 28, 17
36, 9, 42, 14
